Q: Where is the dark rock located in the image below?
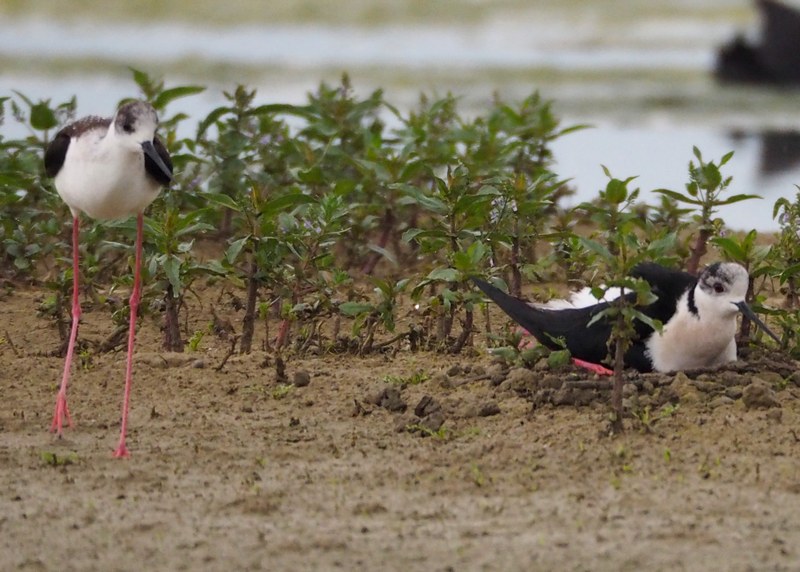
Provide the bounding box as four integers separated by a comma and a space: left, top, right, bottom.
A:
478, 401, 501, 417
418, 411, 445, 434
414, 395, 441, 417
292, 370, 311, 387
368, 387, 407, 413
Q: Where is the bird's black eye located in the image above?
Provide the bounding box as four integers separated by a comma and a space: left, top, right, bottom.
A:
123, 122, 134, 134
713, 283, 725, 294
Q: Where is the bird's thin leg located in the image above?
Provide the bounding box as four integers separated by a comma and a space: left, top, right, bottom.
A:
571, 358, 614, 377
51, 216, 80, 435
113, 213, 144, 458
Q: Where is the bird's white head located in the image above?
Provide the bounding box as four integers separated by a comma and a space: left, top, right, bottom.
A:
111, 100, 172, 184
695, 262, 749, 318
112, 100, 159, 147
694, 262, 780, 342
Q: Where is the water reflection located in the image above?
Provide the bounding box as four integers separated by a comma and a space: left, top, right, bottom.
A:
2, 4, 800, 230
758, 131, 800, 176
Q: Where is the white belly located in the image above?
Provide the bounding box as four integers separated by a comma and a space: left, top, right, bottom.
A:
55, 133, 162, 220
646, 313, 738, 372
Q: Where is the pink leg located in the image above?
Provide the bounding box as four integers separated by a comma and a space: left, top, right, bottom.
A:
113, 213, 144, 458
51, 217, 80, 436
572, 358, 614, 376
517, 328, 614, 376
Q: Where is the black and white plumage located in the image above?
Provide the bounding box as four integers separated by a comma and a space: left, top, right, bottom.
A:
45, 100, 172, 217
473, 262, 780, 373
44, 100, 172, 458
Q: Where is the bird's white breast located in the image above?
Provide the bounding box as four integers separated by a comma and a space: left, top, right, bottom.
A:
55, 130, 162, 220
646, 293, 738, 372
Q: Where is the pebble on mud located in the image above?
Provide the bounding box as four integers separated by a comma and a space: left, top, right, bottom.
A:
368, 387, 407, 413
293, 370, 311, 387
414, 395, 441, 417
742, 378, 781, 410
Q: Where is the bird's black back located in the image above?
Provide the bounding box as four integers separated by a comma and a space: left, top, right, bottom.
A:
473, 263, 697, 372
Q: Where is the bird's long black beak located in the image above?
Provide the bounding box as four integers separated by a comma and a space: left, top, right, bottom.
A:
734, 301, 781, 343
141, 140, 173, 183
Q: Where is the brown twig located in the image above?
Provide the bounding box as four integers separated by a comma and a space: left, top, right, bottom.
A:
4, 330, 21, 357
214, 336, 240, 372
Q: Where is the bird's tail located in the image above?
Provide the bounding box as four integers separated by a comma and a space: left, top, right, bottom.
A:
471, 277, 552, 346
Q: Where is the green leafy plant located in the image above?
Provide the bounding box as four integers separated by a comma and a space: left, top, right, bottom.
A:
654, 147, 760, 274
578, 169, 675, 432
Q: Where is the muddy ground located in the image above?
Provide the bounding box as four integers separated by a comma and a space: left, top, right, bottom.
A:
2, 286, 800, 572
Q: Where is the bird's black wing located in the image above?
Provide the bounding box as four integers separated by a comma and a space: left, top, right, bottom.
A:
472, 277, 636, 365
44, 132, 71, 178
44, 115, 111, 178
631, 263, 697, 325
144, 135, 173, 186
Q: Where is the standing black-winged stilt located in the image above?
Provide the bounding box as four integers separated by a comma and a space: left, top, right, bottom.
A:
473, 262, 781, 373
44, 100, 173, 457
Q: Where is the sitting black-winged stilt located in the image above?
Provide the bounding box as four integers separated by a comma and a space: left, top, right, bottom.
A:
44, 100, 172, 457
473, 262, 780, 373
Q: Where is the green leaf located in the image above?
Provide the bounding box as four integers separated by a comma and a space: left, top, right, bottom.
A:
225, 236, 250, 263
339, 302, 374, 317
400, 186, 448, 216
366, 243, 398, 266
426, 267, 460, 282
720, 150, 735, 165
196, 106, 232, 137
547, 349, 572, 369
710, 237, 746, 261
260, 193, 316, 217
163, 255, 182, 296
578, 237, 612, 261
153, 86, 205, 110
653, 188, 703, 206
30, 102, 58, 130
604, 178, 628, 204
715, 193, 761, 206
204, 192, 242, 212
402, 228, 448, 243
129, 67, 151, 90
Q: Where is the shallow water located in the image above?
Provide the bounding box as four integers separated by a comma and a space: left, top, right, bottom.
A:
2, 1, 799, 229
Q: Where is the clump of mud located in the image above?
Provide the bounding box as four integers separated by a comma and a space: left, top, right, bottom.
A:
362, 346, 799, 436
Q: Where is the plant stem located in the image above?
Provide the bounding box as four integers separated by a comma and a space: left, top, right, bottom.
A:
240, 255, 258, 354
611, 332, 625, 433
162, 283, 183, 352
449, 307, 473, 354
361, 207, 395, 274
687, 227, 711, 274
